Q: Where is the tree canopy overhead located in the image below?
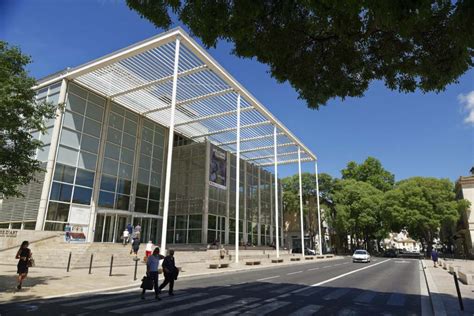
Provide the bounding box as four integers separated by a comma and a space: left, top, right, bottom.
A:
127, 0, 473, 108
341, 157, 395, 192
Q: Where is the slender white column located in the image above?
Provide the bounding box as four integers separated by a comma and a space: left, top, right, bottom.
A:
273, 126, 280, 258
160, 37, 181, 254
298, 147, 305, 257
235, 94, 241, 263
36, 79, 68, 230
315, 161, 323, 255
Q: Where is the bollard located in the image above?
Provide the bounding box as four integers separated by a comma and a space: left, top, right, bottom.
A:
88, 254, 94, 274
109, 255, 114, 277
66, 252, 72, 272
134, 258, 138, 281
453, 272, 464, 311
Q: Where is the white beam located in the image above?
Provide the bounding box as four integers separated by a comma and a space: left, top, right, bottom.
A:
246, 151, 299, 161
175, 106, 253, 127
160, 37, 181, 255
233, 142, 294, 154
315, 161, 323, 255
217, 132, 284, 146
298, 147, 305, 258
110, 65, 208, 99
259, 157, 313, 167
274, 125, 280, 259
191, 121, 271, 138
176, 88, 234, 107
235, 94, 241, 263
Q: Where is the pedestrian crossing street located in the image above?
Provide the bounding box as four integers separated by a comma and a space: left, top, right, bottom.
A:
39, 280, 421, 316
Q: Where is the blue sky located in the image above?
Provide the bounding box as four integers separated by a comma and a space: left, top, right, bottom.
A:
2, 0, 473, 182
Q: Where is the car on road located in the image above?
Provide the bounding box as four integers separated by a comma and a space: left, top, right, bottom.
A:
383, 249, 398, 258
292, 247, 316, 255
352, 249, 371, 263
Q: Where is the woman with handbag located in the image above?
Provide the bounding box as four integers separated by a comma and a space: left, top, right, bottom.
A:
15, 240, 32, 290
141, 247, 164, 300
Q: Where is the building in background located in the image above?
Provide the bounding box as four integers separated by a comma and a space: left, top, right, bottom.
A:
0, 28, 317, 247
455, 167, 474, 256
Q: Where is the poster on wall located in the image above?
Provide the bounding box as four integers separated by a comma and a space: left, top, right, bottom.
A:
67, 205, 91, 242
209, 145, 227, 189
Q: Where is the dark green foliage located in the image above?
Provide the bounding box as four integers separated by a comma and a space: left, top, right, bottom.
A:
127, 0, 474, 108
341, 157, 395, 192
0, 41, 57, 197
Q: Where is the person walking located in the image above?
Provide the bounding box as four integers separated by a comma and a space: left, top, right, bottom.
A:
122, 228, 130, 246
134, 223, 142, 241
126, 223, 133, 243
145, 240, 154, 258
15, 241, 32, 290
158, 249, 178, 296
64, 223, 71, 243
131, 238, 140, 257
141, 247, 164, 300
431, 249, 439, 267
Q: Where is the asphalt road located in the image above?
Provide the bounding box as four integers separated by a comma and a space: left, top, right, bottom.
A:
0, 257, 427, 315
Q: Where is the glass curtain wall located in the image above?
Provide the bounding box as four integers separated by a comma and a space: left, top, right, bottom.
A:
45, 83, 105, 231
228, 155, 245, 244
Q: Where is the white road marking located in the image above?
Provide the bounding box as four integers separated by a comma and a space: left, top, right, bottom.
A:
288, 304, 322, 316
144, 295, 233, 316
110, 293, 205, 314
61, 293, 134, 307
293, 287, 324, 297
287, 271, 303, 275
279, 294, 291, 298
292, 259, 391, 294
343, 262, 349, 265
271, 284, 301, 294
86, 298, 141, 310
307, 267, 319, 271
198, 297, 260, 315
323, 265, 331, 268
256, 275, 280, 281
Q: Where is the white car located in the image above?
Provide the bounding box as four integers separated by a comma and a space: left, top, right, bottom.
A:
352, 250, 371, 263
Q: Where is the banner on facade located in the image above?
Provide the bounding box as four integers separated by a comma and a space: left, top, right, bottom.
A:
209, 145, 227, 189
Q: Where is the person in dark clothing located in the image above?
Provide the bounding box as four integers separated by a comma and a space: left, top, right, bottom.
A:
159, 249, 178, 295
431, 249, 439, 267
141, 247, 164, 300
15, 241, 32, 290
131, 238, 140, 256
126, 224, 133, 243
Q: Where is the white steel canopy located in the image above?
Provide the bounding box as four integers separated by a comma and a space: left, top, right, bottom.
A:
36, 27, 317, 166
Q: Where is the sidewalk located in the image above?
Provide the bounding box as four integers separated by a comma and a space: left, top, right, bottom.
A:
0, 255, 342, 303
422, 259, 474, 316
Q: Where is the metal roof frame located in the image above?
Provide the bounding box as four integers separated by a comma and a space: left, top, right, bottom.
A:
35, 27, 317, 166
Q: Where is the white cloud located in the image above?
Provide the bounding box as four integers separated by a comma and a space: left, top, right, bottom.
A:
458, 91, 474, 126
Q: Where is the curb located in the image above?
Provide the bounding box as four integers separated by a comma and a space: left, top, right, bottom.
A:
421, 259, 448, 316
1, 256, 345, 303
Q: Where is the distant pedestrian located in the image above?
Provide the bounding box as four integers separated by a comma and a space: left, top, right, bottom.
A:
131, 238, 140, 256
141, 247, 164, 300
122, 229, 130, 246
159, 249, 178, 296
127, 223, 133, 235
134, 223, 142, 241
431, 249, 439, 267
64, 223, 71, 242
15, 241, 32, 290
145, 240, 154, 258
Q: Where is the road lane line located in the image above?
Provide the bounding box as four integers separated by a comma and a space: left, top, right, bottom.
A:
62, 293, 134, 306
271, 284, 301, 294
323, 265, 331, 268
287, 271, 303, 275
144, 295, 233, 316
110, 293, 205, 314
198, 297, 259, 315
292, 259, 391, 294
256, 275, 280, 281
307, 267, 319, 271
242, 301, 290, 315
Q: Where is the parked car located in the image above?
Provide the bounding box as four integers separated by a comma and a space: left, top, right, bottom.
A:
352, 249, 371, 263
383, 249, 398, 258
292, 248, 316, 255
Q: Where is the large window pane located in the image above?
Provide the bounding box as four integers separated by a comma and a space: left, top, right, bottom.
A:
87, 93, 106, 107
148, 200, 160, 215
67, 94, 86, 114
121, 148, 134, 164
98, 191, 114, 208
81, 134, 99, 153
124, 119, 137, 136
208, 215, 217, 230
44, 222, 66, 232
117, 179, 131, 195
50, 182, 73, 202
122, 133, 136, 150
85, 102, 104, 122
149, 186, 160, 200
175, 215, 187, 230
108, 112, 124, 129
141, 141, 152, 156
75, 169, 95, 187
78, 151, 97, 170
83, 118, 101, 137
72, 187, 92, 205
63, 111, 84, 132
188, 230, 201, 243
119, 163, 133, 179
100, 175, 116, 192
107, 127, 121, 145
135, 198, 147, 213
142, 127, 153, 143
61, 127, 82, 147
102, 158, 118, 176
46, 202, 70, 221
57, 146, 78, 166
105, 143, 120, 160
136, 183, 148, 198
54, 164, 75, 183
116, 194, 129, 210
189, 215, 202, 229
151, 158, 162, 173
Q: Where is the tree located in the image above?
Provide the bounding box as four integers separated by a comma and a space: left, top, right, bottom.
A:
383, 177, 468, 255
127, 1, 474, 108
341, 157, 394, 192
0, 41, 57, 197
331, 179, 384, 252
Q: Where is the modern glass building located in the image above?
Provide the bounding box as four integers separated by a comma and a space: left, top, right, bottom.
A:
0, 28, 319, 254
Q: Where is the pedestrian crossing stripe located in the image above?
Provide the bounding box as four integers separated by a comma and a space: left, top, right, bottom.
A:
109, 293, 205, 314
142, 295, 233, 316
193, 297, 260, 315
